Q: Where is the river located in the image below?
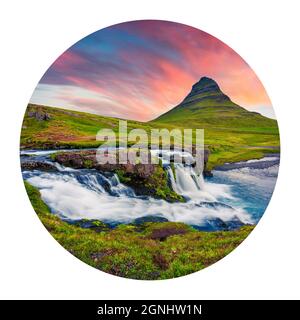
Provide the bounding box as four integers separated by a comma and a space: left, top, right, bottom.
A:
20, 149, 279, 231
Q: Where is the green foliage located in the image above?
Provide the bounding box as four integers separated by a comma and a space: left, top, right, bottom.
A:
24, 181, 51, 214
21, 103, 280, 170
115, 169, 132, 183
83, 159, 93, 168
114, 164, 183, 202
49, 153, 57, 161
145, 165, 184, 202
24, 181, 254, 280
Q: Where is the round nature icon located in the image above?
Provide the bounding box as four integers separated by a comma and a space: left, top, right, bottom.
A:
20, 20, 280, 280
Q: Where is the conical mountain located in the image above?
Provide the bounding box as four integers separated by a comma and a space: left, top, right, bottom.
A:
180, 76, 231, 107
153, 77, 278, 131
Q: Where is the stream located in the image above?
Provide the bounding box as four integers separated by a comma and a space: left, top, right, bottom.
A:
20, 149, 279, 231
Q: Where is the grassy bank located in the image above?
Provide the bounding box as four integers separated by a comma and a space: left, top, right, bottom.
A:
24, 181, 254, 280
205, 145, 280, 170
21, 104, 280, 169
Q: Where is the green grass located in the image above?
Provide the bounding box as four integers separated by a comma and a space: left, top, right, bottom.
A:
21, 104, 154, 149
115, 169, 132, 183
24, 181, 254, 280
21, 103, 280, 169
152, 97, 280, 168
205, 145, 280, 170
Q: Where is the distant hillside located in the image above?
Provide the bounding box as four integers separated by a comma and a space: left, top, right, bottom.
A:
153, 77, 278, 133
21, 104, 153, 149
21, 77, 280, 169
150, 77, 280, 168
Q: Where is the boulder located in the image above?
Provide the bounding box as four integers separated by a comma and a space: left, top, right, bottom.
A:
21, 161, 57, 171
28, 109, 51, 121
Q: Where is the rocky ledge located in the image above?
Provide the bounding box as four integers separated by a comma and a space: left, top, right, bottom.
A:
52, 150, 184, 202
21, 161, 57, 171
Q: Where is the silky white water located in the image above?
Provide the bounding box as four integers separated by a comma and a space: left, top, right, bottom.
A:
21, 149, 280, 229
23, 163, 252, 227
166, 164, 233, 202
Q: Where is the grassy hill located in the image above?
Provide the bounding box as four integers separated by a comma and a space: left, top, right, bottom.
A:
21, 104, 154, 149
21, 78, 279, 169
153, 77, 278, 141
152, 77, 280, 168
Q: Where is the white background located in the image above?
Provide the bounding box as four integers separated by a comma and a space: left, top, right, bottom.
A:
1, 0, 300, 299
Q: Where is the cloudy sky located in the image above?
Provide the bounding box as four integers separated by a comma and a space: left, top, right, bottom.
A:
31, 20, 275, 120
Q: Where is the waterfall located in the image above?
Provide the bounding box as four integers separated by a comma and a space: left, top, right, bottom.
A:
72, 171, 136, 197
21, 149, 254, 229
167, 164, 206, 198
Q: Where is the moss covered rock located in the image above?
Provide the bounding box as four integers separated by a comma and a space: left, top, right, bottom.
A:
53, 150, 184, 202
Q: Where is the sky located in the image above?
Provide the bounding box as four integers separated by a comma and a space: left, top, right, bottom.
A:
31, 20, 275, 121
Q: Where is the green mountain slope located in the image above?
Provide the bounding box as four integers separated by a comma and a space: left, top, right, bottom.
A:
153, 77, 278, 133
151, 77, 279, 168
21, 77, 280, 169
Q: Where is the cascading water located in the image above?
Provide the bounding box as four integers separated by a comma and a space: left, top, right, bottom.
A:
20, 149, 279, 230
165, 163, 233, 204
167, 164, 205, 196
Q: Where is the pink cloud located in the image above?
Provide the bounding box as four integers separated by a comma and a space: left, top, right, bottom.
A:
34, 20, 273, 121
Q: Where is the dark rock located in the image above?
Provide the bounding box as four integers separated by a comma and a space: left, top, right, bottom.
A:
188, 147, 210, 165
192, 216, 245, 231
148, 227, 188, 241
203, 170, 213, 177
214, 157, 280, 171
134, 216, 169, 224
54, 150, 157, 178
206, 216, 245, 231
21, 161, 57, 171
28, 109, 51, 121
67, 219, 111, 232
197, 201, 235, 210
204, 149, 210, 164
54, 152, 86, 168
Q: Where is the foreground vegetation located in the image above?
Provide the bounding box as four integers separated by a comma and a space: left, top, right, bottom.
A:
25, 181, 254, 279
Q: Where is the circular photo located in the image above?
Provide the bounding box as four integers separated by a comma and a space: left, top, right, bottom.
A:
20, 20, 280, 280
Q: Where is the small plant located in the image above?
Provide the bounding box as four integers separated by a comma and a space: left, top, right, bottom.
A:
115, 169, 131, 183
83, 159, 93, 168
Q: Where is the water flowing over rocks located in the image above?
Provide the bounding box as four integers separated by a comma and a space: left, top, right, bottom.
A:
54, 150, 156, 177
53, 150, 183, 202
20, 147, 276, 230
